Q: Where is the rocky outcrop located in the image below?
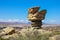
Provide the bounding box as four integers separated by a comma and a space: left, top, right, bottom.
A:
0, 27, 18, 39
0, 27, 15, 36
27, 6, 47, 28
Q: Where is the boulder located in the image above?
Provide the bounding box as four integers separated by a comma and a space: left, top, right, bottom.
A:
0, 27, 15, 36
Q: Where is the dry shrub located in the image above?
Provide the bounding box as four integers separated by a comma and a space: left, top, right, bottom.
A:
16, 27, 52, 40
1, 27, 60, 40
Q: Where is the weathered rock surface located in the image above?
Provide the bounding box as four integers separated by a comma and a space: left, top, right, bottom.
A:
28, 6, 47, 28
0, 27, 15, 36
28, 7, 40, 13
28, 7, 47, 21
0, 27, 20, 39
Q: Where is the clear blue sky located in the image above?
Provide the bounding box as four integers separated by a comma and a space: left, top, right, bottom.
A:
0, 0, 60, 24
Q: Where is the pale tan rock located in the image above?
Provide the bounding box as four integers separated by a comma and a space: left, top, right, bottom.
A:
0, 27, 15, 36
3, 27, 15, 33
3, 27, 15, 34
1, 33, 19, 39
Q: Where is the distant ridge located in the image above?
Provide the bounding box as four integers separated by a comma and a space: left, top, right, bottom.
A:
0, 22, 31, 25
0, 22, 23, 25
0, 22, 59, 25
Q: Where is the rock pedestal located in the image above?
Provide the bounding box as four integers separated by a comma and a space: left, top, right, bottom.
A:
31, 20, 42, 29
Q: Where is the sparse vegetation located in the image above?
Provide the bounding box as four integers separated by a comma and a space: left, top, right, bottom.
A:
0, 27, 60, 40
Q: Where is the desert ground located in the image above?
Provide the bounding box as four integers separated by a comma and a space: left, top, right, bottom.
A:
0, 23, 60, 40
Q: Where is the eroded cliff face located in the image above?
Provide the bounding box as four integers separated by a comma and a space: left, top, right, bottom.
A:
27, 6, 47, 28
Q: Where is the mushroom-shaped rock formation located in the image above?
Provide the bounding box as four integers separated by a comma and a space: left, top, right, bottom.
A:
28, 6, 47, 29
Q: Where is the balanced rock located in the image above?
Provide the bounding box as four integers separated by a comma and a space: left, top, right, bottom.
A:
27, 6, 47, 29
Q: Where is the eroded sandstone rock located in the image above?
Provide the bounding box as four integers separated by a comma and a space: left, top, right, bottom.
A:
0, 27, 15, 36
28, 6, 47, 28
